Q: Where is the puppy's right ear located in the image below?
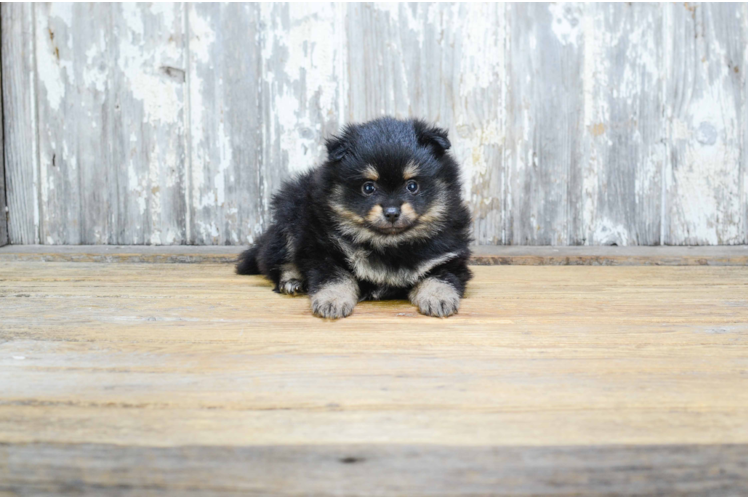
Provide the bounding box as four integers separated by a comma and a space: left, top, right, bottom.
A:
325, 135, 348, 162
414, 120, 451, 155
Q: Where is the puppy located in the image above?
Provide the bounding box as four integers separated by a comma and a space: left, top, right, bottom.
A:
236, 117, 472, 319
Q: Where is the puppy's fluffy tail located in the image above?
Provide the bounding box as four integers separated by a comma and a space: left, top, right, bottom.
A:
236, 246, 260, 275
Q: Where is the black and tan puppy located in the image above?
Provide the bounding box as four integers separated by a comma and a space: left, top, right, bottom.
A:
237, 117, 472, 318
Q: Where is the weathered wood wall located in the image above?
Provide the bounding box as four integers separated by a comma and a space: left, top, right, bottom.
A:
2, 3, 747, 246
0, 13, 6, 247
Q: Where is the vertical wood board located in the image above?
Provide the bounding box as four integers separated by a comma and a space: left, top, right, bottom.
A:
34, 3, 187, 245
0, 8, 6, 247
257, 3, 347, 244
187, 3, 262, 245
664, 3, 745, 245
2, 3, 39, 244
505, 3, 585, 245
577, 3, 665, 245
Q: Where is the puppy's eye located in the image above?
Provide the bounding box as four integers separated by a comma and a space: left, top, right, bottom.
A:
406, 180, 419, 194
362, 182, 377, 196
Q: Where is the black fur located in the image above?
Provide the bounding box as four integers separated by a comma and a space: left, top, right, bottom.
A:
237, 117, 472, 318
236, 246, 260, 275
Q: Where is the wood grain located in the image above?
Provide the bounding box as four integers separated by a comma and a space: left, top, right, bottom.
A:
1, 262, 747, 494
33, 4, 188, 245
258, 3, 346, 244
578, 3, 665, 245
744, 3, 748, 245
3, 443, 747, 496
2, 3, 748, 245
505, 3, 584, 245
0, 13, 6, 248
187, 4, 262, 245
664, 3, 746, 245
2, 3, 39, 244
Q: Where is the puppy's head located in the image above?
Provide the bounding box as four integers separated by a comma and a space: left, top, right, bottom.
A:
325, 118, 459, 247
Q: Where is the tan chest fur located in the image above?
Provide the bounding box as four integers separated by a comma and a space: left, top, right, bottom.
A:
335, 237, 457, 287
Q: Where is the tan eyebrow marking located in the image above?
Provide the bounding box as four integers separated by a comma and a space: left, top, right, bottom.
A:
403, 161, 420, 180
363, 165, 379, 181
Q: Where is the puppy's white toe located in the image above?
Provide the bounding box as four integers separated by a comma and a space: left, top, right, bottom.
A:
409, 277, 460, 317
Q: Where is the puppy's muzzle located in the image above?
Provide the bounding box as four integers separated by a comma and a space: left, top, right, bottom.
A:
383, 206, 401, 222
366, 202, 417, 234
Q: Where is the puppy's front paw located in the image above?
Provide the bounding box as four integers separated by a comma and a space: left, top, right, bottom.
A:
312, 296, 355, 319
280, 279, 305, 296
311, 277, 359, 319
409, 277, 460, 317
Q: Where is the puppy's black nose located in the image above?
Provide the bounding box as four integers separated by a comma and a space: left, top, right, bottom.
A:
384, 206, 401, 222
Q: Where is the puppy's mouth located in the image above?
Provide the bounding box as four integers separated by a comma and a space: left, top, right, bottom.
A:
372, 223, 413, 235
364, 204, 419, 235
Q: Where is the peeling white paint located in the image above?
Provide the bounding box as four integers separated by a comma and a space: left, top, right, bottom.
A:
262, 3, 340, 175
581, 6, 607, 244
121, 2, 144, 37
118, 4, 182, 125
667, 8, 743, 245
128, 159, 147, 217
82, 46, 107, 93
35, 7, 73, 112
8, 3, 748, 246
549, 3, 582, 47
593, 218, 630, 246
148, 141, 162, 244
50, 2, 73, 27
460, 4, 504, 97
188, 6, 216, 64
216, 121, 231, 207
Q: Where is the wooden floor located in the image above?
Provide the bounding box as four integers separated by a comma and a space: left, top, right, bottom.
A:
1, 261, 748, 495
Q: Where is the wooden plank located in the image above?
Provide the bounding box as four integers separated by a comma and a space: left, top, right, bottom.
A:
0, 244, 747, 265
186, 4, 345, 245
664, 3, 745, 245
469, 244, 748, 266
0, 263, 747, 494
742, 3, 748, 245
2, 443, 747, 496
346, 4, 507, 245
578, 4, 665, 245
1, 3, 38, 244
505, 3, 585, 245
256, 3, 346, 244
186, 4, 262, 245
0, 11, 6, 248
33, 4, 187, 245
110, 3, 188, 245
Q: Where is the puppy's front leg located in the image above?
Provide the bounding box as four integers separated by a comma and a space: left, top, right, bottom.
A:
409, 276, 462, 317
309, 271, 360, 319
409, 259, 471, 318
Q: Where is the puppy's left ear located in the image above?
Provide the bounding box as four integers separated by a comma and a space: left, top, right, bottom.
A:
415, 121, 451, 155
325, 135, 348, 162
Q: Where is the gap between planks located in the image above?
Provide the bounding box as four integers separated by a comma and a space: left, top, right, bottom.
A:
0, 244, 746, 265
